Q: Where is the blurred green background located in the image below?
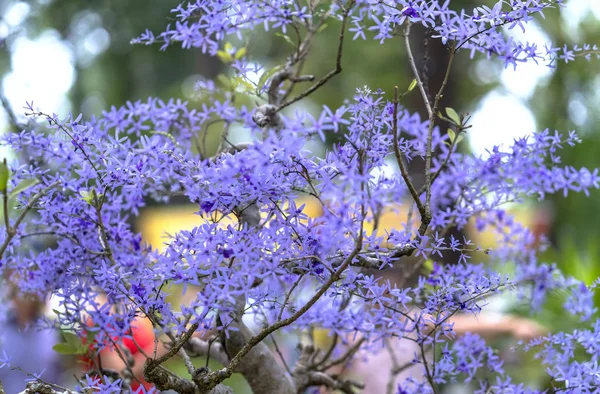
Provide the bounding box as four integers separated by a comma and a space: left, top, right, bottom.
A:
1, 0, 599, 392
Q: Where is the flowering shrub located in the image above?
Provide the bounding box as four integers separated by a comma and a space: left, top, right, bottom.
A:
1, 0, 599, 393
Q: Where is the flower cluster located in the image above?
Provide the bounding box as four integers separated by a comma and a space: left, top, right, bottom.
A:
0, 0, 598, 393
133, 0, 600, 69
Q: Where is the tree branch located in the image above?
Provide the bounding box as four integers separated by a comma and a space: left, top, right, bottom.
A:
276, 0, 355, 111
200, 153, 368, 392
0, 180, 61, 258
404, 24, 433, 119
391, 86, 427, 232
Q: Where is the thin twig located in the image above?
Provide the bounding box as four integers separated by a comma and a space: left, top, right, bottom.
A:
2, 191, 9, 232
313, 332, 338, 369
416, 321, 439, 394
404, 24, 433, 119
391, 86, 427, 229
385, 338, 401, 394
200, 148, 368, 391
277, 0, 355, 110
147, 323, 200, 371
424, 45, 456, 216
26, 110, 103, 182
319, 337, 366, 371
0, 90, 21, 131
94, 196, 118, 267
277, 273, 304, 321
270, 335, 293, 375
0, 180, 61, 258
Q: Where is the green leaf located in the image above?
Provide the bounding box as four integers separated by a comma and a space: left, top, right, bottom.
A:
455, 134, 464, 144
216, 50, 232, 63
0, 159, 9, 193
423, 259, 435, 273
217, 74, 232, 89
79, 190, 94, 204
241, 80, 255, 90
224, 42, 233, 52
86, 329, 99, 342
52, 343, 79, 355
257, 64, 284, 93
407, 79, 417, 93
445, 107, 461, 126
275, 33, 295, 47
9, 178, 40, 199
236, 79, 255, 93
63, 331, 83, 348
316, 23, 328, 33
448, 129, 456, 143
234, 47, 247, 60
79, 189, 103, 205
59, 332, 89, 355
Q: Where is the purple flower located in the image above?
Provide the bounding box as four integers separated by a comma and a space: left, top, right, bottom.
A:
1, 1, 598, 393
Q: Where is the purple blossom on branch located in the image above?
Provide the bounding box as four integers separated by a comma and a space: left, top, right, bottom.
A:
0, 0, 598, 393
